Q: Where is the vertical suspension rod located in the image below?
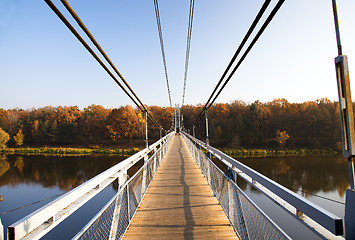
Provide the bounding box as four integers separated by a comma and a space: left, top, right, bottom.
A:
145, 111, 148, 149
205, 110, 209, 145
331, 0, 343, 55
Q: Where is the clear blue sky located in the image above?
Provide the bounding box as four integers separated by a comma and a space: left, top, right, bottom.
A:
1, 0, 354, 110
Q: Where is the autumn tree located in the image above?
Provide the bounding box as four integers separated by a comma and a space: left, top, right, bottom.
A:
6, 110, 19, 137
106, 106, 140, 142
248, 100, 271, 146
147, 106, 173, 139
13, 129, 24, 146
275, 130, 289, 148
0, 128, 10, 149
79, 104, 110, 143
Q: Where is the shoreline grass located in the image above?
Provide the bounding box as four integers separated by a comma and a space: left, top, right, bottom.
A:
0, 147, 338, 157
0, 147, 141, 156
221, 148, 338, 157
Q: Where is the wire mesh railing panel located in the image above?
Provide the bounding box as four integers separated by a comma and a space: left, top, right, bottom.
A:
147, 156, 155, 184
77, 196, 116, 240
219, 177, 230, 217
129, 169, 143, 205
210, 160, 225, 200
114, 188, 129, 240
234, 182, 289, 240
182, 134, 290, 240
73, 134, 173, 240
77, 189, 126, 240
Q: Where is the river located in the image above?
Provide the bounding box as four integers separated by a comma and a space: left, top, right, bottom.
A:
237, 155, 348, 239
0, 154, 348, 239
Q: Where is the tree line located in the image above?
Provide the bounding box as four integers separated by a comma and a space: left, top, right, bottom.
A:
0, 98, 344, 150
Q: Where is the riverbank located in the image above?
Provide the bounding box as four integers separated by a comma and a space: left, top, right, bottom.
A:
0, 146, 338, 157
221, 148, 338, 157
0, 147, 141, 156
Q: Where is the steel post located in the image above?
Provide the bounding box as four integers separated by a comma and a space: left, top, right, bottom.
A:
193, 125, 195, 138
205, 110, 209, 145
174, 108, 177, 132
332, 1, 355, 238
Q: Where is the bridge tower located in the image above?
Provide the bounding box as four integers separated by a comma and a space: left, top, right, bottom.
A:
174, 105, 181, 133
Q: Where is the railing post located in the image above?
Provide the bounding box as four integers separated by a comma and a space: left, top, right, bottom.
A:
332, 1, 355, 238
227, 166, 237, 182
0, 218, 3, 240
193, 125, 195, 138
118, 170, 128, 189
142, 154, 149, 195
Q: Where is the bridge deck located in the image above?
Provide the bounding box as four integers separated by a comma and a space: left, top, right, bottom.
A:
123, 135, 237, 239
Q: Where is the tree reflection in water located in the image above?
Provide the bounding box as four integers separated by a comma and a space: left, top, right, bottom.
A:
237, 156, 349, 198
0, 154, 126, 191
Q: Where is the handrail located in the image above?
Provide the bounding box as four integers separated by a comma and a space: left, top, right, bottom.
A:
7, 132, 174, 240
182, 131, 344, 238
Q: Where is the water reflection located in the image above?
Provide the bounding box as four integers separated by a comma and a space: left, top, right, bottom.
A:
237, 156, 349, 198
0, 155, 10, 178
0, 154, 127, 240
0, 154, 126, 191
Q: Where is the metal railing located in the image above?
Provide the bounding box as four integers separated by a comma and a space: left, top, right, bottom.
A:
181, 133, 290, 240
182, 131, 344, 240
7, 132, 174, 240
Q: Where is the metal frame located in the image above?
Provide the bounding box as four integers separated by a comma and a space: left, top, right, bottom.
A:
182, 132, 344, 239
7, 132, 174, 240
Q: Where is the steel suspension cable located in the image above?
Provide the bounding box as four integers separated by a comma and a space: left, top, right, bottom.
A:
45, 0, 163, 130
195, 0, 271, 124
61, 1, 150, 114
60, 0, 162, 129
181, 0, 195, 107
153, 0, 173, 109
208, 0, 285, 108
195, 0, 285, 124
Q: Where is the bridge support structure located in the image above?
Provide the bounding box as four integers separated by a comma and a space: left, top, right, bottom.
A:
332, 0, 355, 238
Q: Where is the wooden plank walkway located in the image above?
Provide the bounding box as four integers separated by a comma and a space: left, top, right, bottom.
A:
123, 135, 237, 240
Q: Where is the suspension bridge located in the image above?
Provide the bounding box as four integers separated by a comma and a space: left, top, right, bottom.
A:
4, 0, 355, 239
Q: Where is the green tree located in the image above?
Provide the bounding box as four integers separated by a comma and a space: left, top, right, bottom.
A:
0, 127, 10, 149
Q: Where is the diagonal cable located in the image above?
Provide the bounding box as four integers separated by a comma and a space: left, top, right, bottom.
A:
181, 0, 195, 107
153, 0, 173, 109
195, 0, 271, 123
208, 0, 285, 108
195, 0, 284, 124
45, 0, 163, 129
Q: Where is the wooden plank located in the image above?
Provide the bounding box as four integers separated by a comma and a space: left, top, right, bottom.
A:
123, 135, 238, 239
